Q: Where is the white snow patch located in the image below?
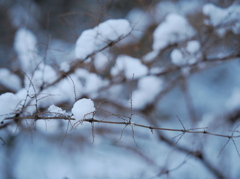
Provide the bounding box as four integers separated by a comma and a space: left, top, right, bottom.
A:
121, 8, 152, 45
203, 3, 240, 36
111, 55, 148, 79
94, 53, 110, 72
143, 51, 159, 63
60, 61, 70, 72
186, 40, 200, 54
75, 68, 108, 98
132, 76, 163, 109
14, 28, 41, 73
150, 67, 165, 75
171, 49, 184, 65
153, 13, 196, 52
75, 19, 131, 59
48, 105, 66, 116
0, 93, 22, 122
72, 98, 95, 120
171, 40, 201, 65
38, 74, 83, 108
0, 68, 21, 91
24, 63, 58, 92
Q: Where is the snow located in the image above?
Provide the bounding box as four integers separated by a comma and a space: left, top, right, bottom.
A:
171, 40, 201, 65
48, 105, 66, 116
71, 98, 95, 120
111, 55, 148, 79
75, 68, 108, 98
203, 3, 240, 36
94, 52, 110, 72
2, 3, 240, 179
14, 28, 41, 73
0, 93, 21, 122
153, 13, 196, 52
186, 40, 200, 54
60, 61, 70, 72
0, 68, 21, 91
15, 72, 83, 112
24, 63, 58, 92
143, 51, 159, 63
122, 8, 152, 44
226, 88, 240, 110
132, 76, 163, 109
38, 74, 83, 108
149, 67, 164, 75
171, 49, 184, 65
21, 68, 107, 110
75, 19, 132, 59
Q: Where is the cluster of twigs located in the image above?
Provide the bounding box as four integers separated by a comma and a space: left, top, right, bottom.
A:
1, 11, 240, 178
5, 112, 240, 154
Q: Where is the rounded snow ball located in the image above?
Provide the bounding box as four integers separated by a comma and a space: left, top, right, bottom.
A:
71, 98, 95, 120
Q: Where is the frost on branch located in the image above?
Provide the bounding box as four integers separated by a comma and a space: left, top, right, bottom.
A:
71, 98, 95, 120
24, 63, 58, 91
153, 13, 196, 52
48, 105, 66, 116
14, 28, 41, 73
171, 40, 202, 66
203, 3, 240, 36
111, 55, 148, 79
132, 76, 163, 109
75, 19, 132, 59
0, 68, 21, 92
0, 93, 21, 122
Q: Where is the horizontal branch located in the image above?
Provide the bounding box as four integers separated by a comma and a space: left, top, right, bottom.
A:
5, 116, 240, 139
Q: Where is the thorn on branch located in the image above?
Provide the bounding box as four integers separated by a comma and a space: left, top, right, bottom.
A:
173, 132, 185, 146
217, 137, 231, 158
150, 127, 154, 134
91, 122, 95, 144
176, 115, 185, 130
0, 137, 5, 145
119, 124, 128, 140
231, 138, 240, 158
131, 124, 138, 147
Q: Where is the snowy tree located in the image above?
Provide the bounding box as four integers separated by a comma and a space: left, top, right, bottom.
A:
0, 0, 240, 178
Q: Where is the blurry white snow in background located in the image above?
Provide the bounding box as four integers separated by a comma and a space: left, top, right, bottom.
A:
132, 76, 163, 109
94, 52, 110, 73
111, 55, 148, 79
75, 19, 132, 59
153, 13, 196, 52
0, 68, 21, 91
48, 105, 66, 116
203, 3, 240, 36
171, 40, 202, 65
0, 93, 21, 122
14, 28, 41, 73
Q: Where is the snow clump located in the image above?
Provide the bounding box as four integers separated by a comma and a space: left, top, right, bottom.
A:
153, 13, 196, 52
203, 3, 240, 36
48, 105, 66, 116
75, 19, 132, 59
111, 55, 148, 79
0, 93, 22, 122
71, 98, 95, 120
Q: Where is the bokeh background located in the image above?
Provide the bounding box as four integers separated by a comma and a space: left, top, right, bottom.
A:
0, 0, 240, 178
